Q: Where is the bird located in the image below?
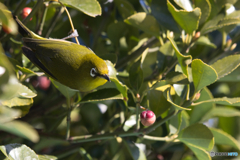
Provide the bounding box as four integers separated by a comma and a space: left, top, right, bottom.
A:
13, 15, 110, 92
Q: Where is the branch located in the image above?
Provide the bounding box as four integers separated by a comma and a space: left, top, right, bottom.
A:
115, 37, 159, 69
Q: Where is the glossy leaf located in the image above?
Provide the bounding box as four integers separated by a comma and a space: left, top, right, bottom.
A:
0, 121, 39, 142
114, 0, 136, 19
16, 65, 44, 77
168, 37, 192, 77
211, 55, 240, 79
61, 0, 101, 17
201, 18, 240, 34
193, 97, 240, 106
107, 21, 127, 46
80, 88, 123, 103
129, 61, 143, 92
165, 72, 189, 84
0, 143, 38, 160
190, 87, 215, 124
123, 140, 147, 160
178, 123, 214, 151
0, 47, 21, 101
2, 96, 33, 107
17, 83, 37, 98
194, 0, 211, 25
185, 143, 211, 160
218, 66, 240, 82
151, 0, 180, 32
51, 78, 78, 99
38, 155, 58, 160
124, 12, 160, 36
0, 105, 20, 123
148, 86, 172, 116
159, 41, 175, 56
164, 88, 191, 110
192, 59, 218, 92
201, 107, 240, 122
195, 36, 216, 48
210, 128, 240, 150
167, 0, 201, 34
174, 0, 193, 11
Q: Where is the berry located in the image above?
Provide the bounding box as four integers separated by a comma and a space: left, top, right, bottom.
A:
22, 7, 32, 20
38, 76, 51, 90
140, 110, 156, 126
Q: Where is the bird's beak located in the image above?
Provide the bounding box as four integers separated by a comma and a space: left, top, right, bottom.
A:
101, 74, 111, 82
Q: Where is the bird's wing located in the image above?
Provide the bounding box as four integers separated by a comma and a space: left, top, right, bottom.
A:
22, 38, 95, 70
22, 46, 58, 80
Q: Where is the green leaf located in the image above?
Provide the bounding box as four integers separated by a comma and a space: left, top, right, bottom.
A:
2, 97, 33, 117
185, 143, 211, 160
194, 0, 211, 25
111, 78, 128, 105
17, 83, 37, 98
129, 60, 143, 92
201, 107, 240, 122
0, 144, 39, 160
0, 48, 21, 101
168, 37, 192, 77
107, 22, 128, 46
159, 41, 175, 56
123, 140, 147, 160
165, 72, 189, 84
195, 36, 216, 48
193, 97, 240, 106
51, 78, 78, 99
164, 88, 191, 110
167, 0, 201, 34
124, 12, 160, 36
80, 88, 123, 103
2, 96, 33, 107
211, 55, 240, 79
178, 123, 214, 151
190, 87, 215, 124
151, 0, 180, 32
174, 0, 193, 11
201, 18, 240, 34
148, 85, 172, 116
61, 0, 101, 17
192, 59, 218, 92
114, 0, 136, 19
79, 147, 93, 160
210, 128, 240, 150
38, 155, 58, 160
0, 121, 39, 142
16, 65, 44, 77
0, 105, 21, 123
218, 66, 240, 82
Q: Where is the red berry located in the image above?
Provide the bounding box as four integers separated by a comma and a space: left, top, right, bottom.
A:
38, 76, 51, 90
22, 7, 32, 20
140, 110, 156, 126
2, 25, 11, 34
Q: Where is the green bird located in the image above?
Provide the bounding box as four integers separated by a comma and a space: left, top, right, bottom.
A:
14, 15, 110, 92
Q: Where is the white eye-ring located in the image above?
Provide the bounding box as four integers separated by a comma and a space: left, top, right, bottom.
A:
90, 68, 97, 77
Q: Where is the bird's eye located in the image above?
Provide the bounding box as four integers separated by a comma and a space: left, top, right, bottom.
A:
90, 68, 97, 78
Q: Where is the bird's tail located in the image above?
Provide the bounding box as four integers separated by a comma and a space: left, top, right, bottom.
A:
13, 15, 42, 39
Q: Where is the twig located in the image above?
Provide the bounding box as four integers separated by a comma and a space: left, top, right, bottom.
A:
44, 7, 64, 38
66, 97, 72, 140
116, 37, 159, 69
58, 1, 79, 45
23, 0, 43, 24
69, 110, 179, 143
